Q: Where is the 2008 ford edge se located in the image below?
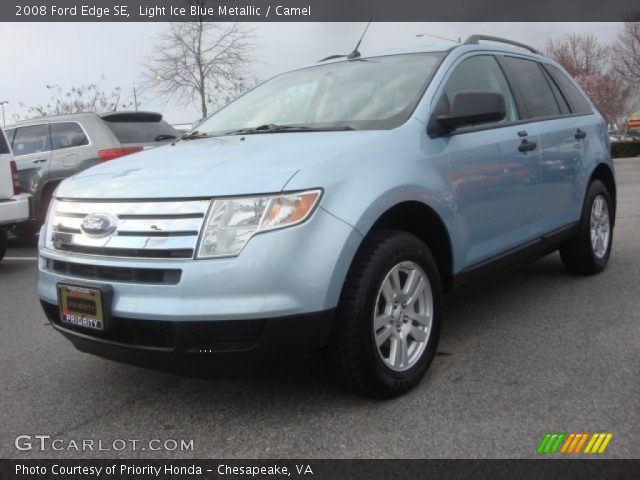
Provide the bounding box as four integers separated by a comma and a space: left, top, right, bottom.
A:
38, 36, 616, 397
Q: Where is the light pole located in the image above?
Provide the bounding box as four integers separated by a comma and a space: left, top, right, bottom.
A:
0, 101, 8, 126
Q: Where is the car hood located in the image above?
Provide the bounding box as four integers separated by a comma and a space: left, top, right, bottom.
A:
57, 131, 386, 199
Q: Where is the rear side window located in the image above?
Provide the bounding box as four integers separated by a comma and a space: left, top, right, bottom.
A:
545, 65, 593, 115
10, 124, 51, 157
499, 56, 560, 119
0, 129, 10, 154
541, 69, 571, 115
50, 122, 89, 150
101, 116, 178, 144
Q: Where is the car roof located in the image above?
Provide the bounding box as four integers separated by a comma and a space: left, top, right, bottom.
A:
315, 42, 546, 66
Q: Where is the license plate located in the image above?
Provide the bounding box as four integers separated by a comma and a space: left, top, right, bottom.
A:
57, 284, 105, 331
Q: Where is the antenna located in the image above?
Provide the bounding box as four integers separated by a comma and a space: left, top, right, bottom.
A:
347, 19, 372, 60
416, 33, 461, 44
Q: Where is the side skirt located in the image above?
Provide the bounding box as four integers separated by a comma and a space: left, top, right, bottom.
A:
451, 222, 579, 290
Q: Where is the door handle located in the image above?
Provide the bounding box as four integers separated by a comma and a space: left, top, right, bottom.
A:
518, 139, 537, 152
575, 129, 587, 140
32, 158, 47, 164
517, 130, 528, 137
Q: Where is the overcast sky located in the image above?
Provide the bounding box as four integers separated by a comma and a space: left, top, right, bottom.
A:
0, 22, 621, 126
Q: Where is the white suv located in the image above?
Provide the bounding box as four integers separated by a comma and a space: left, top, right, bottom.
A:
0, 127, 30, 261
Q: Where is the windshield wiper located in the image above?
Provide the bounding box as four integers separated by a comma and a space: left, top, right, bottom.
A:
224, 124, 355, 136
180, 130, 214, 141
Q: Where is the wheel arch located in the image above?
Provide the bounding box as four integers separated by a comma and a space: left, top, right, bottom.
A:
589, 163, 617, 226
35, 178, 62, 221
364, 201, 455, 293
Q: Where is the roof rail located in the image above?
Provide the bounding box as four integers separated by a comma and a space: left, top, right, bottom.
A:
463, 35, 542, 55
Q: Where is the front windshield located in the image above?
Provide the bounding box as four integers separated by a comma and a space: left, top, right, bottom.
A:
195, 52, 444, 136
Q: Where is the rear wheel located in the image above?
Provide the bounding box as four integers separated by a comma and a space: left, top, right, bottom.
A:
560, 180, 613, 274
329, 230, 442, 398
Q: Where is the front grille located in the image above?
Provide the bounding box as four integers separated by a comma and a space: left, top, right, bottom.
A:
48, 259, 181, 285
49, 199, 210, 259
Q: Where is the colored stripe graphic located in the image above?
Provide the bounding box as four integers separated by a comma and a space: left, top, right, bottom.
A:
537, 433, 565, 454
538, 433, 612, 454
585, 433, 613, 454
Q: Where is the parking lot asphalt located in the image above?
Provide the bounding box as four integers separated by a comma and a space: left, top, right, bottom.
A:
1, 158, 639, 459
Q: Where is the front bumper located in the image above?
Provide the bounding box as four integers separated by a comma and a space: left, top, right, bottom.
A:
41, 300, 335, 368
0, 193, 30, 225
37, 207, 362, 361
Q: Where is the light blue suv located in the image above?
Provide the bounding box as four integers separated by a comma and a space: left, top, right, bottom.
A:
37, 36, 615, 397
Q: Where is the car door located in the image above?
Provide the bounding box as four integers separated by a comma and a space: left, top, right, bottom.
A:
498, 56, 586, 233
49, 121, 92, 177
543, 63, 602, 229
432, 54, 541, 268
7, 123, 52, 208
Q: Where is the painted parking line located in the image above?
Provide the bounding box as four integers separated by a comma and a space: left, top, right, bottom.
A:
3, 257, 38, 261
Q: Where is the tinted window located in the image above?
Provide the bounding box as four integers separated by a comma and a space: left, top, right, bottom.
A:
11, 124, 51, 157
50, 122, 89, 150
545, 65, 593, 115
436, 55, 518, 124
500, 57, 560, 119
102, 119, 178, 144
542, 69, 571, 115
0, 129, 10, 154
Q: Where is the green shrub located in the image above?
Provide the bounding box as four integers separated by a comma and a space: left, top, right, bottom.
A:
611, 141, 640, 158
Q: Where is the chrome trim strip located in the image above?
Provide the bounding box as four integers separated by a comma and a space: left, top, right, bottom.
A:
49, 199, 211, 259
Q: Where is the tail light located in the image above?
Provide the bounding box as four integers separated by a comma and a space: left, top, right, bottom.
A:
10, 160, 20, 195
98, 145, 143, 162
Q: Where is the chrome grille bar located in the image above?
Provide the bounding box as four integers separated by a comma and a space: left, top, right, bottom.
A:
50, 199, 211, 259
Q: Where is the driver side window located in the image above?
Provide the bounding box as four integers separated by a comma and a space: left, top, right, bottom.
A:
436, 55, 518, 125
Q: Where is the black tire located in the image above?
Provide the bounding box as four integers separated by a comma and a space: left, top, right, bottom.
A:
329, 230, 443, 398
12, 184, 55, 240
0, 228, 7, 262
11, 221, 40, 240
560, 179, 613, 275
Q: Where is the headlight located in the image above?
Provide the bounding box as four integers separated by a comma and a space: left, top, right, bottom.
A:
197, 189, 322, 258
43, 198, 58, 250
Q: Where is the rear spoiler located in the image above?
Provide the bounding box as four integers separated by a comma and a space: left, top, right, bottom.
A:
99, 112, 163, 123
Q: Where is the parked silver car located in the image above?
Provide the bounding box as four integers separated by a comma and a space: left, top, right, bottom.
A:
4, 111, 178, 238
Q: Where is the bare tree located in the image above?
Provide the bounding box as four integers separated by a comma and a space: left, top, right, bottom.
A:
546, 33, 608, 77
142, 19, 256, 119
612, 16, 640, 85
546, 32, 639, 129
575, 72, 637, 129
17, 79, 132, 119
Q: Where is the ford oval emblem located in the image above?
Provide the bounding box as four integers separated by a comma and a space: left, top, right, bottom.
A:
80, 213, 118, 237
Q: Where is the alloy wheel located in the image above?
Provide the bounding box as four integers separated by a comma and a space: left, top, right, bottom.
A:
373, 261, 433, 371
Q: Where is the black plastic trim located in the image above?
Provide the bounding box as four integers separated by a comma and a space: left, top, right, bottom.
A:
41, 301, 336, 368
452, 222, 579, 289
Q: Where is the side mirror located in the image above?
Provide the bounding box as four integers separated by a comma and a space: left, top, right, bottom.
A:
429, 92, 507, 136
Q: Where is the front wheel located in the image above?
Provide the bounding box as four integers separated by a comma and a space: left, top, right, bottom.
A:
329, 230, 443, 398
560, 179, 613, 275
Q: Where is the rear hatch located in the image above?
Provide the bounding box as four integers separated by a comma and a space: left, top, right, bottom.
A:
99, 112, 179, 150
0, 128, 14, 200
